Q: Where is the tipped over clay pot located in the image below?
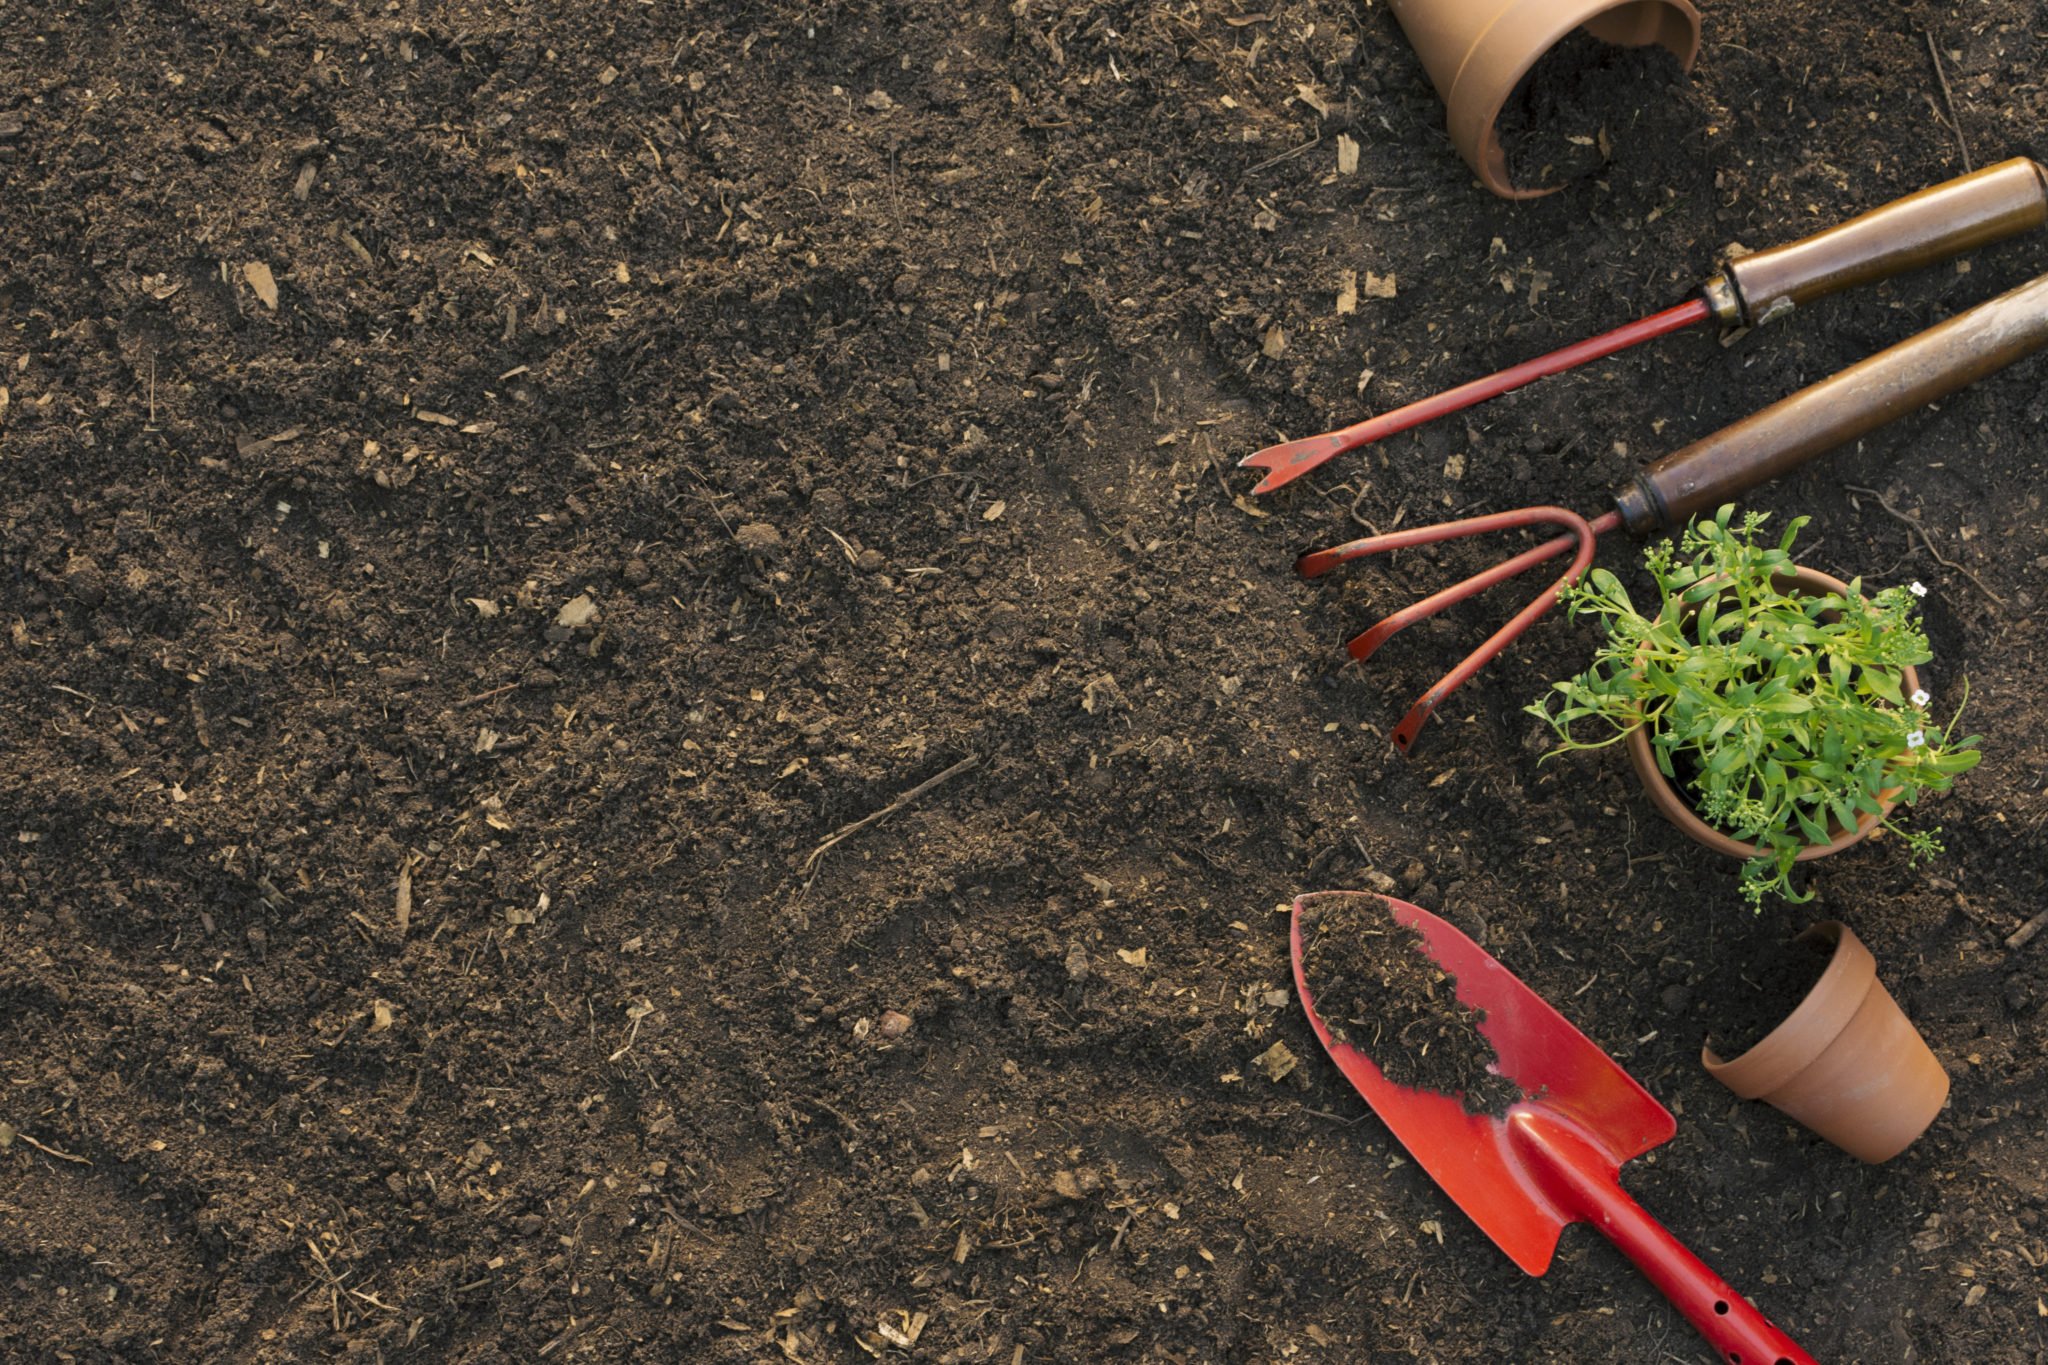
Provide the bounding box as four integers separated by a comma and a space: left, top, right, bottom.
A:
1387, 0, 1701, 198
1704, 922, 1949, 1163
1625, 565, 1921, 864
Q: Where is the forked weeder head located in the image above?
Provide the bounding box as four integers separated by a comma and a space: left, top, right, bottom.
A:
1239, 432, 1352, 494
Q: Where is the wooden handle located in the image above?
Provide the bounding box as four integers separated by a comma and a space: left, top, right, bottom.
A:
1703, 158, 2048, 327
1618, 269, 2048, 535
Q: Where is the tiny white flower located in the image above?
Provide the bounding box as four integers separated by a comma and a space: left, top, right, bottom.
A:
1906, 730, 1926, 749
1908, 581, 1927, 598
1911, 688, 1930, 708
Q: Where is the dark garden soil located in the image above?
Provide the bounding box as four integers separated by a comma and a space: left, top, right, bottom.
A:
1707, 930, 1838, 1060
1298, 893, 1521, 1115
3, 1, 2046, 1362
1501, 32, 1692, 193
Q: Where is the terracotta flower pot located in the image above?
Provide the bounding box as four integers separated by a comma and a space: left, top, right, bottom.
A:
1624, 565, 1922, 864
1386, 0, 1701, 199
1703, 922, 1949, 1163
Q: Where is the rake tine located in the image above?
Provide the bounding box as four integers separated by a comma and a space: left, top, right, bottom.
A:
1387, 509, 1601, 752
1295, 505, 1588, 577
1346, 530, 1578, 662
1345, 509, 1624, 661
1296, 506, 1612, 754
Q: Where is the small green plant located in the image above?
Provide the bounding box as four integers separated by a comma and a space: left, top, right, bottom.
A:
1527, 506, 1980, 908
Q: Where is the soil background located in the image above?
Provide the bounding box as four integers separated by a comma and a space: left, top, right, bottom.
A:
3, 1, 2046, 1362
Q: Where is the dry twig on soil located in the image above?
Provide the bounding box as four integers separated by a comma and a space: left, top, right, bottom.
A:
12, 1130, 92, 1165
1844, 484, 2004, 607
1923, 31, 1973, 171
2006, 908, 2048, 951
803, 755, 980, 877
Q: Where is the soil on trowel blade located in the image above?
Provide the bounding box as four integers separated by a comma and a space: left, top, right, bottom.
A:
1301, 896, 1524, 1116
1707, 931, 1836, 1058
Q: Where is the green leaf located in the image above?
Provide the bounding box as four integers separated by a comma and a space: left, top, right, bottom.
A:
1585, 568, 1631, 612
1706, 745, 1747, 775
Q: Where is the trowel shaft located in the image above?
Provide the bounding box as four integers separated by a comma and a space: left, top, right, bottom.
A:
1243, 157, 2048, 493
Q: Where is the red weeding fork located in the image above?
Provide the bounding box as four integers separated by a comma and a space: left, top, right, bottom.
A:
1243, 158, 2048, 494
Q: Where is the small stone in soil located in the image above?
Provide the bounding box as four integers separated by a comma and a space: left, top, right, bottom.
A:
1301, 895, 1522, 1116
736, 521, 782, 554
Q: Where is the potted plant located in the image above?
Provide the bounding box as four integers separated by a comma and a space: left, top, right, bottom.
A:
1526, 505, 1980, 907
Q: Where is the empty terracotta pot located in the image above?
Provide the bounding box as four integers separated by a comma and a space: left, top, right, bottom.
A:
1704, 922, 1949, 1163
1386, 0, 1701, 198
1625, 565, 1922, 863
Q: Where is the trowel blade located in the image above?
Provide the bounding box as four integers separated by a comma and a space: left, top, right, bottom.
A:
1290, 891, 1676, 1275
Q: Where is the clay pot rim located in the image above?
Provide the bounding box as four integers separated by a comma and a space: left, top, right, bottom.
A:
1701, 922, 1877, 1097
1435, 0, 1702, 199
1622, 564, 1919, 862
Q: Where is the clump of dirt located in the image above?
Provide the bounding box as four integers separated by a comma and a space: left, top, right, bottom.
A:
1707, 931, 1836, 1057
1301, 895, 1523, 1115
1500, 29, 1693, 189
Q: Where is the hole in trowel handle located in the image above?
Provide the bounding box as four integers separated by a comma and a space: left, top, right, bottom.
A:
1711, 1299, 1794, 1365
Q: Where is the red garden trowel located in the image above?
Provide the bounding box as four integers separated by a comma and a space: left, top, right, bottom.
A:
1291, 891, 1819, 1364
